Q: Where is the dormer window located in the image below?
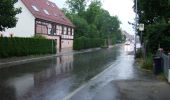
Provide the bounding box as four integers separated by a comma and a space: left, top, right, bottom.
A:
32, 5, 39, 11
44, 9, 49, 15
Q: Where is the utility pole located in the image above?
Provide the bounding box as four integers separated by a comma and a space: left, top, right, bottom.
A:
134, 0, 138, 55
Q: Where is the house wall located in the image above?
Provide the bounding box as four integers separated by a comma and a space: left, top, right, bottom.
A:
2, 0, 35, 37
35, 19, 74, 50
61, 39, 73, 49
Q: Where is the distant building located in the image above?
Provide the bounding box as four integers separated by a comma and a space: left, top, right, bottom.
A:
122, 31, 134, 42
1, 0, 75, 51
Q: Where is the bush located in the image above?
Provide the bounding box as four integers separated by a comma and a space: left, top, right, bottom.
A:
142, 54, 153, 70
33, 34, 46, 39
135, 48, 143, 58
145, 23, 170, 53
73, 36, 104, 50
0, 37, 56, 58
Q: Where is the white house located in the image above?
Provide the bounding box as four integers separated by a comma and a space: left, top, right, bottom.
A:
1, 0, 75, 51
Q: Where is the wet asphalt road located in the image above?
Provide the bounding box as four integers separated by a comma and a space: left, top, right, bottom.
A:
1, 44, 167, 100
0, 44, 121, 100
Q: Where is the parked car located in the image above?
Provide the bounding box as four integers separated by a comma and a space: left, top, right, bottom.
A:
125, 41, 130, 45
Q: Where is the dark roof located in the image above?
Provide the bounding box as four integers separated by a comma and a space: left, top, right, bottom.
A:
21, 0, 74, 27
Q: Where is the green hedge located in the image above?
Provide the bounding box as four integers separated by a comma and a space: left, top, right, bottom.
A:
0, 37, 56, 58
73, 36, 104, 50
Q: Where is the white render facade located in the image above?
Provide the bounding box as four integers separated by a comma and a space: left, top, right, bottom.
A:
3, 0, 35, 37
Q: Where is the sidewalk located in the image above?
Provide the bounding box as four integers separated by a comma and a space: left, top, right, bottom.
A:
93, 80, 170, 100
0, 48, 101, 69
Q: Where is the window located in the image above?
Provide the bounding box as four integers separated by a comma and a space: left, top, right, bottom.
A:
63, 27, 67, 35
36, 21, 48, 34
72, 29, 74, 36
68, 28, 71, 35
56, 25, 59, 35
47, 24, 52, 35
32, 5, 39, 11
56, 25, 62, 35
44, 9, 49, 15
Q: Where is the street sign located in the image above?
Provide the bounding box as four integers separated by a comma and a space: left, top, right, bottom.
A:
139, 23, 144, 31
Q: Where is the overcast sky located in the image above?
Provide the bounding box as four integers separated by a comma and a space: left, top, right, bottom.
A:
50, 0, 135, 35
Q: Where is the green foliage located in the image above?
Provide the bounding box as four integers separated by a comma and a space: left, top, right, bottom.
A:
135, 0, 170, 25
142, 54, 153, 70
86, 0, 101, 24
34, 34, 46, 39
0, 0, 21, 31
0, 37, 56, 58
134, 0, 170, 54
66, 0, 86, 15
70, 14, 89, 38
64, 0, 123, 50
135, 48, 143, 58
145, 23, 170, 53
73, 36, 104, 50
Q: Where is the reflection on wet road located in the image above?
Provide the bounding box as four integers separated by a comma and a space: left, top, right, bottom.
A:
68, 44, 153, 100
0, 45, 121, 100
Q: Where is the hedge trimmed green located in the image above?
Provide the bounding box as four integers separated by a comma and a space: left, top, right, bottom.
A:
0, 37, 56, 58
73, 36, 104, 50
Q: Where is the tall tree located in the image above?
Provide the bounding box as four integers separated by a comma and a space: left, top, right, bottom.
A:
0, 0, 21, 31
86, 0, 101, 24
134, 0, 170, 25
64, 0, 123, 46
66, 0, 86, 15
134, 0, 170, 52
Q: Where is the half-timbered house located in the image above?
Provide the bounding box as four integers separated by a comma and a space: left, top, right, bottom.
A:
2, 0, 75, 51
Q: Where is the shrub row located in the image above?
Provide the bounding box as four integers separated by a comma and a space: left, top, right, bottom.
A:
73, 36, 104, 50
0, 37, 56, 58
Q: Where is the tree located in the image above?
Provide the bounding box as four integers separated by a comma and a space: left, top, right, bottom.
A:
134, 0, 170, 53
69, 14, 89, 38
0, 0, 21, 31
66, 0, 86, 15
64, 0, 123, 49
134, 0, 170, 25
85, 0, 101, 24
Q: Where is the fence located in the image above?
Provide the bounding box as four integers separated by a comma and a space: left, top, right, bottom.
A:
159, 51, 170, 82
